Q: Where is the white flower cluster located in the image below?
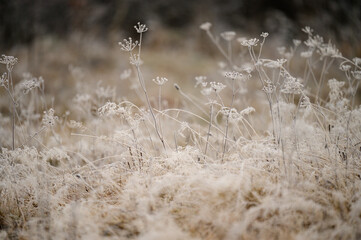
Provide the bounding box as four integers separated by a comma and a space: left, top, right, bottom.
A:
200, 22, 212, 31
0, 55, 18, 71
0, 72, 7, 87
152, 76, 168, 86
225, 71, 242, 80
281, 76, 303, 94
351, 71, 361, 80
129, 53, 142, 66
328, 78, 345, 103
19, 74, 44, 94
134, 22, 148, 33
240, 38, 259, 47
221, 31, 236, 41
42, 108, 58, 127
194, 76, 207, 87
98, 102, 127, 117
95, 83, 115, 99
119, 37, 138, 52
263, 59, 287, 69
210, 82, 226, 93
120, 69, 131, 80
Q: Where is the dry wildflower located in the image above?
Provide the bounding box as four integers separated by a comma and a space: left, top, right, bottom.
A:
0, 72, 7, 87
134, 22, 148, 33
263, 83, 275, 94
98, 102, 128, 117
225, 71, 242, 80
210, 82, 226, 93
200, 22, 212, 31
351, 71, 361, 80
0, 55, 18, 71
340, 64, 351, 72
353, 57, 361, 66
129, 53, 142, 66
264, 59, 287, 68
201, 87, 212, 96
120, 69, 131, 80
328, 78, 345, 103
20, 75, 44, 94
304, 35, 324, 48
119, 37, 138, 52
301, 50, 313, 58
293, 39, 301, 46
42, 108, 58, 127
152, 76, 168, 86
302, 26, 314, 35
194, 76, 207, 87
68, 120, 85, 131
260, 32, 269, 38
318, 42, 341, 58
240, 38, 259, 47
221, 31, 236, 41
281, 76, 303, 94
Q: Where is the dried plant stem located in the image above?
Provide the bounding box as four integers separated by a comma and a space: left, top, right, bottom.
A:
222, 78, 235, 162
204, 102, 213, 156
135, 65, 166, 151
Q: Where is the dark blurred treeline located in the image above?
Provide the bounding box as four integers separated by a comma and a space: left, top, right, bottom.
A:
0, 0, 360, 49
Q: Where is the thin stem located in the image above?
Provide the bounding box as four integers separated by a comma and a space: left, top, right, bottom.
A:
204, 103, 213, 156
222, 78, 236, 162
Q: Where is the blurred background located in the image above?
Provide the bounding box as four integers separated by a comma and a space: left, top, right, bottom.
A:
0, 0, 360, 110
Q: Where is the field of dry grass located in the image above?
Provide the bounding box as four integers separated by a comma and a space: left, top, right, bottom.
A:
1, 23, 361, 240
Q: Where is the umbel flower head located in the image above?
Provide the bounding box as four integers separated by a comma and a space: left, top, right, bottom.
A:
200, 22, 212, 31
134, 22, 148, 33
221, 31, 236, 41
119, 37, 138, 52
152, 77, 168, 86
0, 55, 18, 71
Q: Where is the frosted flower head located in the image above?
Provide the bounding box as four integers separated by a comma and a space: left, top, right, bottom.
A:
119, 37, 138, 52
318, 42, 341, 58
42, 108, 58, 127
339, 64, 351, 72
201, 87, 212, 96
194, 76, 207, 87
0, 55, 18, 71
240, 38, 259, 47
351, 71, 361, 80
301, 50, 313, 58
260, 32, 269, 38
221, 31, 236, 41
153, 76, 168, 86
281, 77, 303, 94
263, 59, 287, 69
120, 69, 131, 80
263, 83, 275, 94
134, 22, 148, 33
129, 53, 143, 66
200, 22, 212, 31
98, 102, 127, 117
352, 57, 361, 66
20, 76, 43, 94
0, 72, 8, 87
302, 26, 314, 35
293, 39, 301, 47
225, 71, 242, 80
210, 82, 226, 93
304, 35, 324, 48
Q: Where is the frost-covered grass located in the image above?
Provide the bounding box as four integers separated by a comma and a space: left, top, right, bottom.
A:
0, 23, 361, 240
